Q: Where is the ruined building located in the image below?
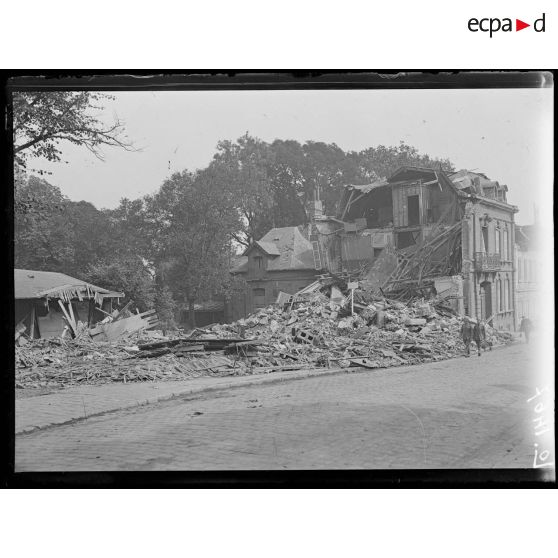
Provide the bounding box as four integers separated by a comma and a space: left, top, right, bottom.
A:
335, 166, 518, 330
228, 166, 518, 330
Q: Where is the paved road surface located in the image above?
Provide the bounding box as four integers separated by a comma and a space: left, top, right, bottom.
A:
15, 343, 551, 471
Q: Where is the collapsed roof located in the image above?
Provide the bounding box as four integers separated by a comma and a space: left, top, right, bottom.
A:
14, 269, 124, 305
450, 169, 508, 201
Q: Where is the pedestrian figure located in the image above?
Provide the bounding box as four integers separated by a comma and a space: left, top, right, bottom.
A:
460, 316, 474, 356
472, 319, 485, 357
519, 316, 533, 344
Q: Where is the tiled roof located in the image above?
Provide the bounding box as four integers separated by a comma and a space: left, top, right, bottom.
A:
258, 227, 315, 271
14, 269, 123, 300
237, 227, 316, 272
254, 240, 281, 256
230, 255, 248, 273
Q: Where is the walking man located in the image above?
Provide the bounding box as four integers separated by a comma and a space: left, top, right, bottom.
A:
460, 316, 474, 356
519, 316, 533, 344
472, 319, 486, 357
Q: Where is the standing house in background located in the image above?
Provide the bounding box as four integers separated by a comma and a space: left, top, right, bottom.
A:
514, 224, 539, 326
230, 226, 322, 320
14, 269, 124, 339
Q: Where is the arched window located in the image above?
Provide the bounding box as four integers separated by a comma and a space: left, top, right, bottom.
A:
505, 278, 511, 311
503, 228, 509, 261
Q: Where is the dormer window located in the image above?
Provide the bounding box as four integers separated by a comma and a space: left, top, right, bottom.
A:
254, 256, 264, 269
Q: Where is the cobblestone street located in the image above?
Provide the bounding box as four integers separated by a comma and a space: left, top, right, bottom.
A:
15, 343, 550, 471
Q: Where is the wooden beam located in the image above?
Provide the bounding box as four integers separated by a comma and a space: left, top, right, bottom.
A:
340, 190, 355, 221
29, 305, 35, 339
58, 300, 76, 336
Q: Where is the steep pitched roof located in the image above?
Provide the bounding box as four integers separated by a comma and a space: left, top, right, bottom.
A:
253, 240, 281, 256
14, 269, 124, 301
259, 227, 315, 271
230, 255, 248, 273
240, 227, 315, 272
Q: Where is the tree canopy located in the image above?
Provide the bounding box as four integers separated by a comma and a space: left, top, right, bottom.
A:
210, 135, 454, 245
12, 91, 135, 167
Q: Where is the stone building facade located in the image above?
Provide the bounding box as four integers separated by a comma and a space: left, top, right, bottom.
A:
514, 224, 539, 326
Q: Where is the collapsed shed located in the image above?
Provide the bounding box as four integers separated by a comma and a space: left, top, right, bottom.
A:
14, 269, 124, 339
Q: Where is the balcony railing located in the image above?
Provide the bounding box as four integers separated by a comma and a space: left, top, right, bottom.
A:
474, 252, 502, 272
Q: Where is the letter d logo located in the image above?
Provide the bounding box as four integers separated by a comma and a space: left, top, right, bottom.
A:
534, 13, 546, 32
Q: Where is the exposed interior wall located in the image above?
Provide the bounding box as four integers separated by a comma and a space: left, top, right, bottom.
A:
37, 307, 67, 338
15, 297, 115, 339
344, 186, 393, 228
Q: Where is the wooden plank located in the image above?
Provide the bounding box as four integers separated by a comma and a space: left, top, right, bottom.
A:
57, 300, 76, 336
29, 305, 36, 339
68, 302, 77, 329
340, 190, 355, 221
90, 312, 157, 343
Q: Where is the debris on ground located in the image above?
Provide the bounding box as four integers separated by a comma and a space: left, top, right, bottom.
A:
15, 274, 514, 390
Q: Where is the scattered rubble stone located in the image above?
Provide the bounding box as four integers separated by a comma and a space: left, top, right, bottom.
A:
15, 277, 514, 390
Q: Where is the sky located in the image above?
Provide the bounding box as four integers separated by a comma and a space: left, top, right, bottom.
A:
25, 87, 553, 225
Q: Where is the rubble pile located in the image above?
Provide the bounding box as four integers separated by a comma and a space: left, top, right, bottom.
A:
15, 277, 514, 390
15, 334, 256, 389
203, 284, 511, 370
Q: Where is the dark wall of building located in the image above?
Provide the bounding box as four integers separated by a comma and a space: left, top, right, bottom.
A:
230, 269, 318, 321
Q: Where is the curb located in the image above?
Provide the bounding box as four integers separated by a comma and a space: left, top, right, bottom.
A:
16, 342, 519, 435
16, 365, 349, 435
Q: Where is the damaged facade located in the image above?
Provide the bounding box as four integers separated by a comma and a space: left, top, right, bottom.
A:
227, 166, 518, 331
335, 166, 518, 330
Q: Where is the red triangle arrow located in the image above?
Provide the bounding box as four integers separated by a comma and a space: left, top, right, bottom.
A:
516, 19, 530, 31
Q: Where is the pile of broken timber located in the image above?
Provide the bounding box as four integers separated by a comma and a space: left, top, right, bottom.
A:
16, 273, 515, 391
89, 309, 158, 342
15, 334, 258, 389
382, 222, 462, 300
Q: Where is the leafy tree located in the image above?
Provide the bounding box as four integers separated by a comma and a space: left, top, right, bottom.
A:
85, 258, 156, 312
105, 197, 153, 260
147, 166, 241, 326
15, 175, 127, 277
65, 200, 114, 274
354, 142, 454, 182
154, 284, 177, 333
14, 175, 74, 271
211, 133, 275, 246
12, 91, 135, 167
